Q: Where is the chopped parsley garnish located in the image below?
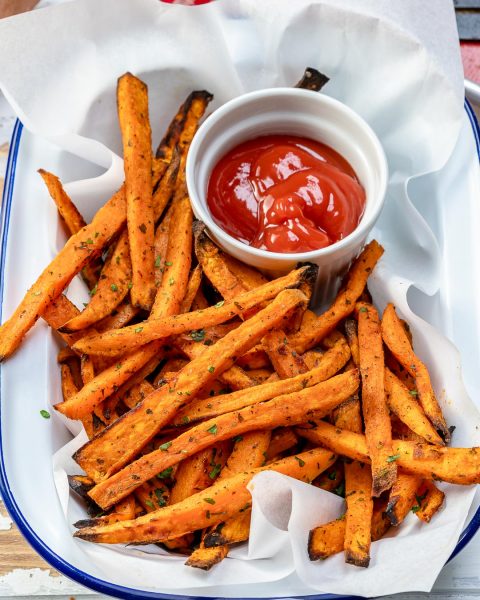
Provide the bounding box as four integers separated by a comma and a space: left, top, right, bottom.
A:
40, 409, 50, 419
207, 424, 218, 435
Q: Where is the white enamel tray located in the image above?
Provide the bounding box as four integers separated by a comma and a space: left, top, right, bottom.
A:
1, 102, 480, 599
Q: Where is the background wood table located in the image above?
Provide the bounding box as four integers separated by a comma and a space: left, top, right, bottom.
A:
1, 2, 480, 599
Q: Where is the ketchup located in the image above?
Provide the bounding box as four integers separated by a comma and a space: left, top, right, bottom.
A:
207, 135, 366, 253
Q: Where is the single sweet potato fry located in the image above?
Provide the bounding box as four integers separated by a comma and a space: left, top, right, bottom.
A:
74, 448, 335, 544
413, 480, 445, 523
381, 303, 450, 443
386, 470, 421, 526
38, 169, 101, 289
385, 367, 443, 446
156, 91, 213, 162
185, 546, 229, 571
180, 266, 203, 313
296, 421, 480, 485
74, 289, 309, 482
290, 240, 384, 353
118, 73, 155, 309
87, 369, 358, 509
357, 302, 396, 496
194, 226, 248, 300
0, 185, 127, 361
308, 518, 346, 560
150, 194, 192, 317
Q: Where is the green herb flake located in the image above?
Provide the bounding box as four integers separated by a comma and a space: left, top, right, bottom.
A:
115, 362, 123, 370
208, 366, 215, 374
214, 301, 225, 308
233, 435, 243, 443
86, 238, 94, 245
127, 282, 133, 289
135, 326, 143, 334
409, 390, 418, 397
169, 277, 175, 286
334, 481, 345, 497
328, 470, 337, 480
159, 441, 172, 451
157, 467, 173, 479
145, 499, 155, 510
209, 464, 222, 479
207, 424, 218, 435
190, 329, 205, 342
155, 256, 162, 268
40, 409, 50, 419
165, 261, 173, 266
181, 416, 190, 424
32, 291, 42, 297
111, 283, 118, 292
386, 454, 400, 463
295, 456, 306, 467
154, 489, 167, 507
89, 284, 98, 296
358, 306, 367, 313
204, 497, 216, 505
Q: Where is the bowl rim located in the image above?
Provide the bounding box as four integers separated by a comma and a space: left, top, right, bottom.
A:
186, 86, 389, 262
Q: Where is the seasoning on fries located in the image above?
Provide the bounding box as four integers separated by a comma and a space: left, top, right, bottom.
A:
1, 68, 478, 574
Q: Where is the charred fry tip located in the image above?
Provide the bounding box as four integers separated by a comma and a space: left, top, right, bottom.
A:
191, 90, 214, 103
192, 220, 207, 238
297, 262, 319, 291
295, 67, 330, 92
73, 518, 102, 529
67, 475, 95, 496
385, 497, 401, 526
372, 466, 397, 498
307, 529, 322, 561
345, 552, 370, 568
73, 530, 98, 542
203, 533, 227, 548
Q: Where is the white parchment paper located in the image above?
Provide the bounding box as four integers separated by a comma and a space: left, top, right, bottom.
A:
1, 0, 479, 596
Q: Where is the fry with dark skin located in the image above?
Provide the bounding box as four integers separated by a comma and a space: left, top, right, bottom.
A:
74, 289, 309, 482
289, 240, 384, 353
357, 302, 396, 496
87, 369, 359, 510
296, 421, 480, 485
381, 303, 450, 443
118, 73, 155, 310
72, 265, 316, 356
74, 448, 336, 545
0, 185, 126, 361
294, 67, 330, 91
155, 91, 210, 161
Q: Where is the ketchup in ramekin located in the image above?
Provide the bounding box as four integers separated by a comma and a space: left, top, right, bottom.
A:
207, 135, 365, 254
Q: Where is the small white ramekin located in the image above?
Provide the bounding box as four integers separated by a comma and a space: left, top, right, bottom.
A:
186, 88, 388, 307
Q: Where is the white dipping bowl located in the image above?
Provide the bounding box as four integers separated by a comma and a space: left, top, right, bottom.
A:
186, 88, 388, 307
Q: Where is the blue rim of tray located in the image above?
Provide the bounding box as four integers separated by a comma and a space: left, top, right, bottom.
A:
1, 102, 480, 600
